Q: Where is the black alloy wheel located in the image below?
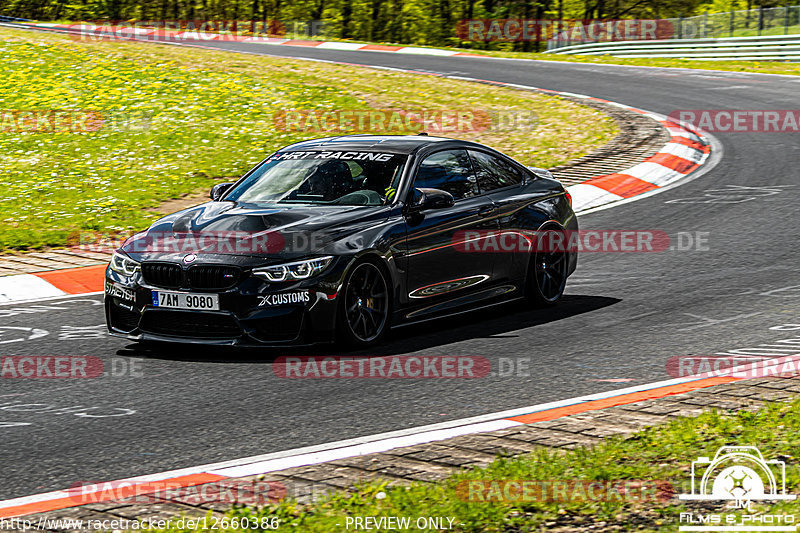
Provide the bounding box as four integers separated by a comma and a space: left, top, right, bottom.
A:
338, 261, 390, 346
528, 228, 568, 306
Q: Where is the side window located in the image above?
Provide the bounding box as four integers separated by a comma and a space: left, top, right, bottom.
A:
468, 150, 523, 192
415, 150, 478, 201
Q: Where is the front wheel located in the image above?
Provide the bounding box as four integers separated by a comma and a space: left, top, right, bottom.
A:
526, 228, 568, 306
337, 260, 390, 347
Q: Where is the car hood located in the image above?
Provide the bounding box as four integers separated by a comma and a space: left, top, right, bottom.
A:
121, 201, 391, 264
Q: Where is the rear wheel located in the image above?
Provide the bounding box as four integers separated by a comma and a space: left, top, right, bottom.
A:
337, 260, 390, 347
526, 227, 568, 306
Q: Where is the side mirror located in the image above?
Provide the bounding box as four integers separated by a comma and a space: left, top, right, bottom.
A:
526, 166, 553, 180
210, 183, 234, 201
409, 188, 455, 212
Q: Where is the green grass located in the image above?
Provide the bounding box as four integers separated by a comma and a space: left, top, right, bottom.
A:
0, 27, 617, 252
150, 396, 800, 532
727, 25, 800, 38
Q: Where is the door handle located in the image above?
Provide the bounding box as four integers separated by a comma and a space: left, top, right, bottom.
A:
478, 205, 496, 217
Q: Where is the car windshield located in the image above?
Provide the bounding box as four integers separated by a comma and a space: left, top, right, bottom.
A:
225, 151, 407, 206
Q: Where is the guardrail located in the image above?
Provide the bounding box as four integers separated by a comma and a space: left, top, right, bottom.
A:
545, 33, 800, 60
546, 5, 800, 51
0, 15, 35, 22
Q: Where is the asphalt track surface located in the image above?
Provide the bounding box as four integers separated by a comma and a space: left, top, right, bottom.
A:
2, 34, 800, 499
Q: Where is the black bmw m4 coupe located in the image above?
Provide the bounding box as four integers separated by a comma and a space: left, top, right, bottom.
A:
105, 134, 578, 347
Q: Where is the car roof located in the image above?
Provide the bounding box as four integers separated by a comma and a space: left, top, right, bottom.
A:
277, 134, 467, 155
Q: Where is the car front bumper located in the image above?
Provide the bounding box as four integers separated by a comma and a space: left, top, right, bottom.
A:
104, 266, 341, 347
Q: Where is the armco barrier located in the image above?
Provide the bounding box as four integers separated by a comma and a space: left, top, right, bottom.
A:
546, 33, 800, 60
0, 15, 35, 22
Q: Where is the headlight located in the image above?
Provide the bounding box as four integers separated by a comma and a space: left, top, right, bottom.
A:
109, 252, 140, 276
253, 256, 333, 282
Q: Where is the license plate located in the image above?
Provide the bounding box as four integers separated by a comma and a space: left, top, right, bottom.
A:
152, 291, 219, 311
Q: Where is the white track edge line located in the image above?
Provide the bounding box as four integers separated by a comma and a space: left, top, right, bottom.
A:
0, 367, 748, 510
1, 336, 786, 511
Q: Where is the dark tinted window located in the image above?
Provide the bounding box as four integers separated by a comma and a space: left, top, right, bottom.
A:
414, 150, 478, 201
225, 151, 406, 206
468, 150, 523, 192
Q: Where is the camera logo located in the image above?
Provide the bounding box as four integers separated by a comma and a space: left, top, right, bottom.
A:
678, 446, 796, 532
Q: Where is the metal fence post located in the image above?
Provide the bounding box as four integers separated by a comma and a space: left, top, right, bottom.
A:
703, 10, 708, 38
678, 15, 683, 39
758, 5, 764, 35
729, 9, 734, 37
785, 5, 790, 35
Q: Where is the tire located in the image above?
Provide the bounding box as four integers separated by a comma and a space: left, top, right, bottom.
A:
526, 226, 568, 306
337, 259, 391, 347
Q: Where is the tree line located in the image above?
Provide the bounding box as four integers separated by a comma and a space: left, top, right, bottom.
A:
0, 0, 790, 50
